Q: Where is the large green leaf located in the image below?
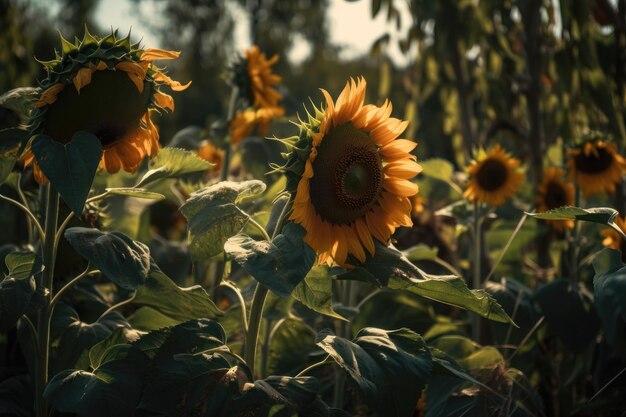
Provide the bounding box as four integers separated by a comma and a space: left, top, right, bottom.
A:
225, 222, 316, 297
31, 132, 102, 216
136, 147, 214, 187
45, 344, 150, 417
292, 266, 345, 320
420, 158, 455, 184
132, 270, 222, 323
0, 251, 43, 331
64, 227, 151, 290
180, 180, 266, 260
535, 279, 600, 353
339, 243, 513, 324
528, 206, 626, 239
315, 327, 432, 416
268, 318, 317, 375
593, 249, 626, 349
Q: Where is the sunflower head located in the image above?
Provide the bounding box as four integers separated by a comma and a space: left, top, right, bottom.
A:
230, 105, 285, 144
278, 77, 422, 267
463, 144, 524, 207
197, 139, 224, 173
536, 167, 575, 232
601, 215, 626, 261
230, 45, 281, 108
23, 28, 190, 183
566, 139, 626, 196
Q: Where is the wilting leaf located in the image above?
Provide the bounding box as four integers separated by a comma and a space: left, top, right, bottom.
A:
31, 132, 102, 216
180, 180, 266, 260
528, 206, 625, 239
225, 222, 316, 297
65, 227, 151, 290
316, 327, 432, 416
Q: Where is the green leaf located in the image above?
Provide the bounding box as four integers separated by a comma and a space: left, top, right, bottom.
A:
593, 249, 626, 349
268, 318, 317, 375
180, 180, 266, 260
225, 222, 316, 297
132, 270, 222, 323
292, 266, 346, 320
0, 127, 28, 154
76, 327, 143, 371
127, 306, 180, 331
535, 279, 600, 353
404, 244, 439, 261
104, 187, 165, 200
136, 147, 214, 187
316, 327, 432, 416
31, 132, 102, 216
339, 243, 514, 324
528, 206, 626, 239
64, 227, 151, 290
0, 87, 39, 117
45, 344, 149, 417
420, 158, 455, 184
0, 375, 34, 417
0, 251, 42, 331
0, 155, 16, 186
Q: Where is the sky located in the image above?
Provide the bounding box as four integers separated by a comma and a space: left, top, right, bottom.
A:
89, 0, 411, 65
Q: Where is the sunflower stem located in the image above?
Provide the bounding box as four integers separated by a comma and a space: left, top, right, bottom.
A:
471, 200, 482, 343
221, 86, 240, 181
35, 186, 59, 417
568, 186, 581, 285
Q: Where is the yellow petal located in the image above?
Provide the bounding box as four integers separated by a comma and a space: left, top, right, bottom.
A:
33, 83, 65, 108
383, 176, 419, 197
73, 67, 93, 93
153, 71, 192, 91
154, 91, 175, 111
141, 48, 181, 61
115, 61, 148, 93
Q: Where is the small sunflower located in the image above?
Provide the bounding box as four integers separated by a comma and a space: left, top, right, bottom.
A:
230, 105, 285, 144
464, 144, 524, 207
601, 215, 626, 260
22, 29, 190, 184
197, 139, 224, 173
282, 77, 421, 266
566, 140, 626, 196
536, 167, 575, 231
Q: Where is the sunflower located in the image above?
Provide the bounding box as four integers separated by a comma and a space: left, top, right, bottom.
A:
282, 77, 421, 266
22, 29, 190, 184
230, 106, 285, 144
536, 167, 575, 231
601, 215, 626, 261
566, 140, 626, 196
197, 139, 224, 172
464, 144, 524, 207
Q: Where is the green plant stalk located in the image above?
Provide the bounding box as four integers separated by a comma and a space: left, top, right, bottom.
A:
568, 186, 581, 285
220, 86, 240, 181
471, 200, 482, 343
34, 186, 59, 417
334, 278, 357, 408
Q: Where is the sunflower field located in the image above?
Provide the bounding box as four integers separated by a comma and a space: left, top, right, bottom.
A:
2, 0, 626, 416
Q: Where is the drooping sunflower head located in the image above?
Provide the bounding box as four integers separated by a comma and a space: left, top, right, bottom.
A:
230, 45, 281, 109
566, 139, 626, 196
463, 144, 524, 207
601, 215, 626, 261
23, 28, 190, 183
536, 167, 575, 232
280, 77, 422, 267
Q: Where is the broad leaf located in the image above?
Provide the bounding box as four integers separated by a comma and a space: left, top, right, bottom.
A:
420, 158, 455, 184
316, 327, 432, 416
293, 266, 345, 320
528, 206, 626, 239
132, 270, 222, 323
180, 180, 266, 260
225, 222, 316, 297
593, 249, 626, 349
136, 147, 214, 187
31, 132, 102, 216
339, 243, 513, 324
65, 227, 151, 290
0, 251, 43, 331
268, 318, 317, 375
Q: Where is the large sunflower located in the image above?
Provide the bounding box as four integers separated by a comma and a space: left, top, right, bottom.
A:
601, 215, 626, 261
566, 140, 626, 196
284, 77, 422, 266
22, 29, 190, 184
464, 144, 524, 207
536, 167, 575, 231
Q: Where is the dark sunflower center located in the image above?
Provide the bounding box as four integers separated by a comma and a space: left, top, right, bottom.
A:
309, 123, 383, 225
42, 70, 151, 146
475, 158, 508, 191
544, 181, 567, 209
574, 146, 613, 174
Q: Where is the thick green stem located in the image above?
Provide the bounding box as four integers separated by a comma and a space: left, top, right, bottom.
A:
472, 200, 482, 343
220, 87, 240, 181
35, 186, 59, 417
244, 284, 269, 377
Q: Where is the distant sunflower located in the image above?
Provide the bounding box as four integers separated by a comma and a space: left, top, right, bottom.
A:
22, 29, 190, 184
230, 106, 285, 144
284, 77, 422, 266
566, 140, 626, 196
464, 144, 524, 207
197, 139, 223, 173
536, 167, 575, 231
601, 215, 626, 260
